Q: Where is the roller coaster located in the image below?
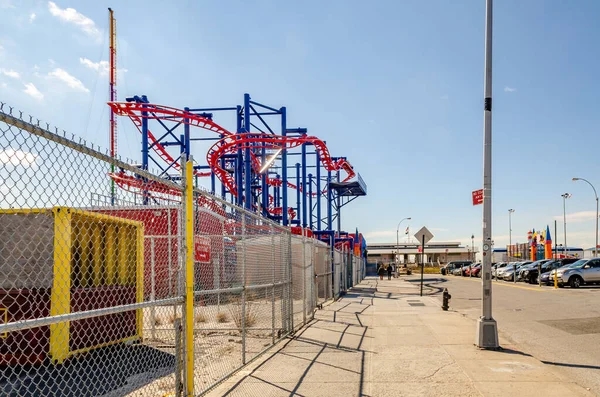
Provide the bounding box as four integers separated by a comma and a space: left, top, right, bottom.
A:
107, 94, 366, 239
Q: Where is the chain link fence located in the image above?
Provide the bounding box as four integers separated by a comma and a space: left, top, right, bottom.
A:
0, 104, 364, 396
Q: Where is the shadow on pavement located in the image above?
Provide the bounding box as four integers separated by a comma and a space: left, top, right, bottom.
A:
216, 283, 379, 397
541, 360, 600, 370
0, 344, 175, 397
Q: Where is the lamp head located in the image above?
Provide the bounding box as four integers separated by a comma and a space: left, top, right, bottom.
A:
573, 177, 580, 181
407, 217, 412, 220
508, 208, 515, 213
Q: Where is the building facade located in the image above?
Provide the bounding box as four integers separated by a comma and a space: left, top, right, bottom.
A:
367, 242, 478, 265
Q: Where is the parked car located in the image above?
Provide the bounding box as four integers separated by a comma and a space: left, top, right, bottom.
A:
517, 259, 550, 282
441, 261, 472, 276
525, 258, 577, 284
502, 261, 532, 281
465, 263, 481, 277
492, 262, 507, 277
540, 258, 581, 285
452, 266, 465, 276
496, 262, 516, 279
555, 258, 600, 288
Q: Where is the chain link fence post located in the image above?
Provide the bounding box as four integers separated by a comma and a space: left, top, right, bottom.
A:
241, 213, 247, 365
271, 224, 276, 344
302, 232, 307, 326
182, 155, 195, 396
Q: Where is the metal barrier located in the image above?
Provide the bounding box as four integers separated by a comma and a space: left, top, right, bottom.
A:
0, 105, 184, 396
0, 104, 365, 396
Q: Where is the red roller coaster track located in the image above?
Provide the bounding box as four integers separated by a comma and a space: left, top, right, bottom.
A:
107, 101, 355, 217
207, 133, 355, 198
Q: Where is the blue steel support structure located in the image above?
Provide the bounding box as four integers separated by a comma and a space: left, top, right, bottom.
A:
236, 105, 243, 206
281, 107, 288, 226
308, 174, 313, 229
316, 152, 322, 230
295, 163, 301, 225
327, 169, 332, 230
243, 94, 252, 211
141, 100, 149, 205
301, 140, 308, 228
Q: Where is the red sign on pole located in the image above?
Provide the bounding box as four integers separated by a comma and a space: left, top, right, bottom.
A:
472, 189, 484, 206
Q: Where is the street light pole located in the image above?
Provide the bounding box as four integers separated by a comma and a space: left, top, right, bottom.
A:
561, 193, 571, 256
396, 217, 412, 265
476, 0, 498, 349
508, 209, 515, 260
471, 234, 475, 262
573, 178, 598, 257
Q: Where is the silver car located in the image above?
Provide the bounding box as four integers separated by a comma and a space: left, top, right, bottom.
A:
496, 262, 516, 279
556, 258, 600, 288
492, 262, 508, 278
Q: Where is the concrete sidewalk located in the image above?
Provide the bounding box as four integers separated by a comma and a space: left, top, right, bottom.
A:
206, 276, 593, 396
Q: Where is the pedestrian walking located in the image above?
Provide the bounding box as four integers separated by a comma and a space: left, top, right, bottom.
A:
377, 264, 385, 280
387, 264, 393, 280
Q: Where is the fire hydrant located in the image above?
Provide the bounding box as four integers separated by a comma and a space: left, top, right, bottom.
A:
442, 288, 451, 311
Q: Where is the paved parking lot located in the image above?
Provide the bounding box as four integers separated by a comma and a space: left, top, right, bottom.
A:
407, 274, 600, 395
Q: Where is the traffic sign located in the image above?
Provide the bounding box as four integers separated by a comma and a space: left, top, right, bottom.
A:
472, 189, 483, 205
413, 226, 434, 245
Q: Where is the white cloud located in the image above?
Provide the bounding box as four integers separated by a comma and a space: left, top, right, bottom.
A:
48, 68, 89, 93
23, 82, 43, 100
29, 12, 36, 23
1, 82, 7, 88
80, 57, 128, 78
504, 86, 517, 93
80, 57, 109, 75
47, 1, 100, 38
554, 211, 597, 224
0, 69, 20, 79
0, 148, 37, 166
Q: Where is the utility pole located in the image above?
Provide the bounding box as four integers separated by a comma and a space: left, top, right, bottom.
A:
561, 193, 571, 256
476, 0, 499, 349
508, 209, 515, 259
573, 178, 598, 257
396, 217, 411, 265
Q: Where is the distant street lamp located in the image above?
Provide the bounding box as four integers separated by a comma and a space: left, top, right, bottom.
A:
573, 178, 598, 257
396, 217, 411, 264
508, 209, 515, 259
471, 234, 475, 262
561, 193, 572, 256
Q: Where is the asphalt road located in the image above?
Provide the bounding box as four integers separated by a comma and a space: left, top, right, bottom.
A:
403, 274, 600, 395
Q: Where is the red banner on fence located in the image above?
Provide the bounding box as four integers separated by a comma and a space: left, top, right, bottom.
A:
472, 189, 483, 206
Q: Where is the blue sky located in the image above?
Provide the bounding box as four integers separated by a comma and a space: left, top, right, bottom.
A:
1, 0, 600, 254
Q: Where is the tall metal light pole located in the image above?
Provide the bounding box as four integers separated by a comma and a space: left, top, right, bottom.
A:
508, 209, 515, 260
471, 234, 475, 261
573, 178, 598, 257
476, 0, 499, 349
561, 193, 571, 256
396, 217, 411, 264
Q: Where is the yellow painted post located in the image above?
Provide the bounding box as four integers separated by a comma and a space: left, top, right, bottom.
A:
92, 224, 103, 287
106, 224, 117, 285
50, 207, 72, 364
118, 226, 128, 285
80, 219, 91, 287
554, 271, 558, 289
184, 159, 195, 396
136, 225, 145, 339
